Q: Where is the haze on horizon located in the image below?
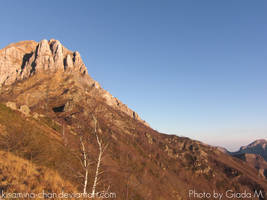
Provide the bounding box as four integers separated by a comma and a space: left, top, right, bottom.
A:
0, 0, 266, 151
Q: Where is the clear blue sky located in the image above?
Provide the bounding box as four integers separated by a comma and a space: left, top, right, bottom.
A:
0, 0, 266, 151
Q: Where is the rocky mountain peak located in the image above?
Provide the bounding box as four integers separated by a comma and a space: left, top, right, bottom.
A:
232, 139, 267, 162
0, 39, 87, 86
0, 39, 149, 126
37, 39, 52, 56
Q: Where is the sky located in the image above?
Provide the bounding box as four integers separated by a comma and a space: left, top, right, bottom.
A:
0, 0, 266, 151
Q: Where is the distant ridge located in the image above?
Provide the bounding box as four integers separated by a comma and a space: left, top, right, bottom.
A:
232, 139, 267, 161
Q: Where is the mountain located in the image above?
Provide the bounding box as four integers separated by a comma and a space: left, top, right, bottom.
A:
231, 140, 267, 181
0, 39, 148, 126
0, 39, 267, 200
232, 139, 267, 161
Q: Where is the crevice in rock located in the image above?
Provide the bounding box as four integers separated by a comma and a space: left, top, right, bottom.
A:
20, 53, 33, 74
63, 57, 67, 70
52, 105, 65, 113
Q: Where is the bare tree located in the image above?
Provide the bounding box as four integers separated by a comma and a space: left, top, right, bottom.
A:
66, 134, 92, 195
91, 115, 108, 197
80, 135, 91, 194
66, 114, 108, 196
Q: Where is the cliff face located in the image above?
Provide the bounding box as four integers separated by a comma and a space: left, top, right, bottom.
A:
0, 39, 148, 126
0, 40, 36, 85
0, 39, 87, 86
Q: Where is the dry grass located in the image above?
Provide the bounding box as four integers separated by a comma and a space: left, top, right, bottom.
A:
0, 151, 77, 199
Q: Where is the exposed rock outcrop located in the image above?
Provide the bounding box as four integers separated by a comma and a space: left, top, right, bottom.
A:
100, 90, 148, 125
5, 101, 31, 116
6, 101, 17, 110
0, 39, 87, 87
0, 39, 148, 126
19, 105, 31, 117
0, 41, 37, 86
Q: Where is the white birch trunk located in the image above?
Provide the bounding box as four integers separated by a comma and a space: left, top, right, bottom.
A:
80, 136, 89, 194
92, 135, 103, 196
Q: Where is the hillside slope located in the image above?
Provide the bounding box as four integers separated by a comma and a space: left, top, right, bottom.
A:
0, 39, 267, 200
0, 150, 76, 199
233, 153, 267, 180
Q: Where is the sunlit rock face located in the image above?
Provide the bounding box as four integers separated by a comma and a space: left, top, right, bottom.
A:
0, 39, 148, 126
0, 39, 87, 87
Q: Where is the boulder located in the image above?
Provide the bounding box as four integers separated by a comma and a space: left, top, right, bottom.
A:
6, 101, 17, 110
19, 105, 31, 116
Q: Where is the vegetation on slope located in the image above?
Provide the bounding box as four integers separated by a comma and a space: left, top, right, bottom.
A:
0, 72, 267, 200
0, 150, 76, 199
